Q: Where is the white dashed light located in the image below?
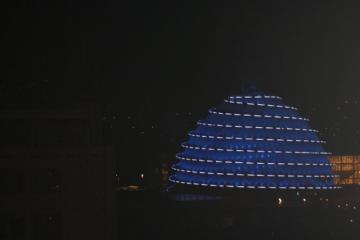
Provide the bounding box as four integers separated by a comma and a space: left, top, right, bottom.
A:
181, 143, 331, 155
171, 166, 338, 179
172, 178, 340, 190
229, 95, 282, 100
175, 155, 334, 166
197, 121, 319, 133
209, 109, 309, 121
224, 99, 298, 110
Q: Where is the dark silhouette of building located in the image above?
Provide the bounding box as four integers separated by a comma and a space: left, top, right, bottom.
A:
0, 104, 117, 240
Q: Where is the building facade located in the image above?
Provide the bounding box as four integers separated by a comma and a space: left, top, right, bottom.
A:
329, 155, 360, 185
170, 92, 337, 190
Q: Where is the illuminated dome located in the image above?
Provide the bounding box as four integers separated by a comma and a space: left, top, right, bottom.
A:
169, 91, 338, 190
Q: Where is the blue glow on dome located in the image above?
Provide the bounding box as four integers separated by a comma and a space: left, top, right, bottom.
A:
169, 93, 338, 190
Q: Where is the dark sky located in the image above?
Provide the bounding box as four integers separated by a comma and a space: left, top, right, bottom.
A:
4, 1, 360, 174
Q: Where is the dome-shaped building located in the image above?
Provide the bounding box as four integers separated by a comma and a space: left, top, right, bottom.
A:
169, 92, 339, 190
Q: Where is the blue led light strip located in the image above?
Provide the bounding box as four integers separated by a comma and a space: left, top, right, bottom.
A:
224, 99, 298, 110
168, 177, 341, 190
229, 95, 282, 100
181, 143, 331, 155
188, 133, 325, 143
171, 167, 338, 179
208, 109, 309, 121
197, 121, 319, 132
175, 155, 334, 166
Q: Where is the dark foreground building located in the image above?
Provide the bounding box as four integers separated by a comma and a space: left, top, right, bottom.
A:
0, 105, 117, 240
169, 91, 338, 192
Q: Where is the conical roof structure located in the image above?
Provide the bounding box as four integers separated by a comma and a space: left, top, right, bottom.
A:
169, 92, 338, 190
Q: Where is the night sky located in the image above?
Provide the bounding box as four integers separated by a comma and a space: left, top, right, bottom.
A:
4, 1, 360, 179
